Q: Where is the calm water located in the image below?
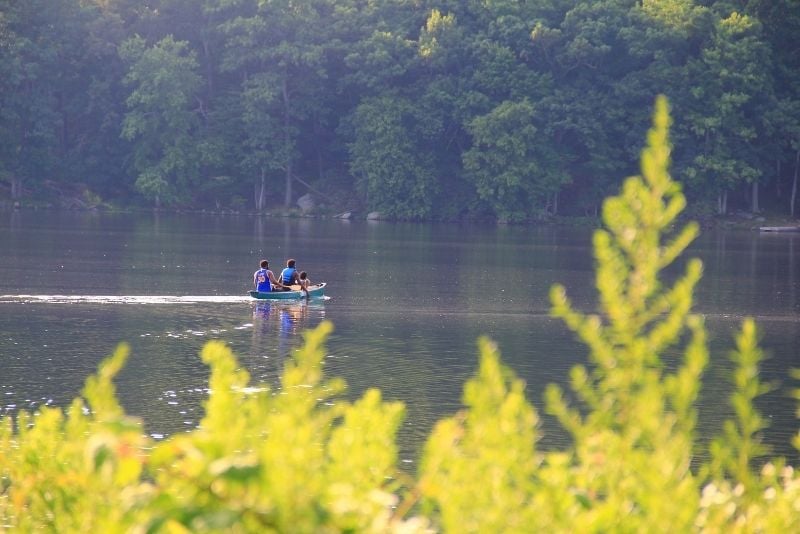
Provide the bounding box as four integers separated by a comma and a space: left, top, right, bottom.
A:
0, 210, 798, 461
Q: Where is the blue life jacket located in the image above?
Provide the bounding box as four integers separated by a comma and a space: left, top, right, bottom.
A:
255, 268, 272, 292
281, 266, 296, 285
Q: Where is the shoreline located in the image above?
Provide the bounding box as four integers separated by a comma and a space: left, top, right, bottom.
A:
3, 203, 798, 232
2, 197, 798, 231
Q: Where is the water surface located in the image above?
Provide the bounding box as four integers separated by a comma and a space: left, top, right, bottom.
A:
1, 210, 798, 460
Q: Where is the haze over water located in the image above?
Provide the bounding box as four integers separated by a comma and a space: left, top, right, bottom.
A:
1, 210, 798, 460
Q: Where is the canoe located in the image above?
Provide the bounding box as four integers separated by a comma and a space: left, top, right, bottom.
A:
249, 282, 326, 300
759, 226, 800, 232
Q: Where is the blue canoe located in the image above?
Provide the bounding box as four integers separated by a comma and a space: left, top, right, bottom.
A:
249, 282, 326, 300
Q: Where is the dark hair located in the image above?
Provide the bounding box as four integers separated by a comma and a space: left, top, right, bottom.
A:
287, 259, 296, 268
299, 271, 307, 280
260, 260, 268, 268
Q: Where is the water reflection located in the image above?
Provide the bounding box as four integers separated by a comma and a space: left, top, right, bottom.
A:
250, 299, 326, 359
251, 300, 321, 335
8, 209, 21, 229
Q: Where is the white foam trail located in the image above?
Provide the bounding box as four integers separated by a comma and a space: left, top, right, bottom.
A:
0, 295, 253, 304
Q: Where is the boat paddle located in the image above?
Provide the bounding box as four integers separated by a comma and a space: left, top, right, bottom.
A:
290, 284, 310, 299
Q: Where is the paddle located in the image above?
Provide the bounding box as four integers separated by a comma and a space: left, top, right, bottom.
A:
289, 284, 310, 298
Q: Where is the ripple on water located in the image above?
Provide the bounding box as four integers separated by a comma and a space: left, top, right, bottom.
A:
0, 294, 254, 304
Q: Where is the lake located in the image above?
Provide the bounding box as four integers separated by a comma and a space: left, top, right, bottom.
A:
0, 210, 798, 462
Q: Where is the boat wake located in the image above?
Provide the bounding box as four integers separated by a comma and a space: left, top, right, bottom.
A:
0, 294, 253, 305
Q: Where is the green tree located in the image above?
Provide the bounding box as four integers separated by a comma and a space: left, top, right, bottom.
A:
343, 27, 418, 94
64, 1, 133, 199
218, 0, 335, 209
753, 0, 800, 217
527, 0, 639, 216
0, 0, 80, 200
684, 11, 772, 214
237, 73, 295, 211
1, 0, 800, 217
349, 95, 438, 220
413, 9, 482, 219
463, 99, 568, 221
120, 35, 202, 206
762, 98, 800, 217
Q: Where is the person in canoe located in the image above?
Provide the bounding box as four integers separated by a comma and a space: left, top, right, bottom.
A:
253, 259, 284, 293
279, 259, 311, 297
298, 271, 311, 292
279, 259, 301, 290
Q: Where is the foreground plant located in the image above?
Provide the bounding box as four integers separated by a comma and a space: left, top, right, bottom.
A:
1, 97, 798, 532
416, 96, 799, 531
0, 325, 416, 532
0, 344, 151, 531
144, 322, 410, 532
544, 95, 708, 529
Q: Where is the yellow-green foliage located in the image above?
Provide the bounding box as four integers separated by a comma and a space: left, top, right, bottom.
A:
697, 320, 800, 532
1, 98, 799, 532
543, 96, 709, 530
419, 337, 540, 531
141, 322, 411, 533
0, 344, 150, 531
1, 325, 414, 533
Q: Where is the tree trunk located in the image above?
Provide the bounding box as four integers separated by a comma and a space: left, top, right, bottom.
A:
282, 77, 292, 208
10, 176, 22, 200
203, 37, 214, 105
317, 146, 324, 183
58, 91, 68, 155
256, 168, 266, 211
776, 158, 782, 198
544, 191, 558, 216
751, 180, 759, 213
315, 113, 324, 182
791, 149, 799, 218
259, 174, 266, 211
284, 165, 293, 209
717, 190, 727, 215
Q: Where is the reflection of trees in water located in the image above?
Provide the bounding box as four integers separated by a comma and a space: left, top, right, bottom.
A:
697, 231, 800, 314
791, 236, 797, 311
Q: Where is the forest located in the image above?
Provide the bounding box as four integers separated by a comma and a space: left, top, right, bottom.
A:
1, 0, 799, 221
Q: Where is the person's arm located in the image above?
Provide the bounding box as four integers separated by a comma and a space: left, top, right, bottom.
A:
253, 271, 259, 288
268, 270, 285, 289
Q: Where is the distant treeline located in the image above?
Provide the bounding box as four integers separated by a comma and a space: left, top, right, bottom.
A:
1, 0, 799, 220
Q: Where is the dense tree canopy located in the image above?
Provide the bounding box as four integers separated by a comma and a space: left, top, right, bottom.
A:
1, 0, 799, 220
